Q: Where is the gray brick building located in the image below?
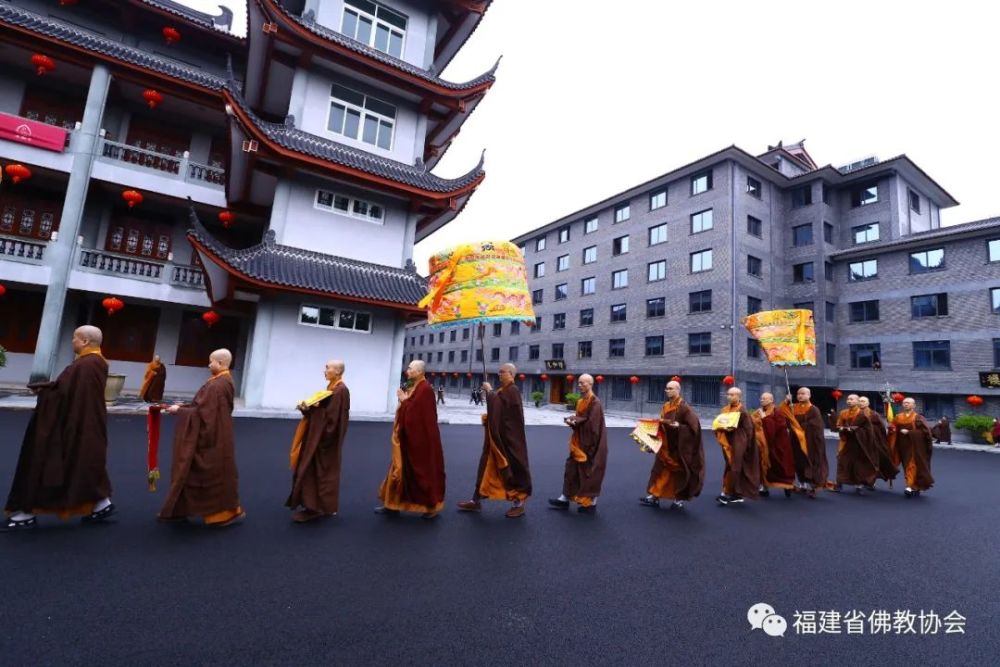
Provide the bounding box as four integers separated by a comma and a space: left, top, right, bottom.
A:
405, 141, 1000, 420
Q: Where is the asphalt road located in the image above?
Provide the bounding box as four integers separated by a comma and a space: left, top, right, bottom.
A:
0, 412, 996, 666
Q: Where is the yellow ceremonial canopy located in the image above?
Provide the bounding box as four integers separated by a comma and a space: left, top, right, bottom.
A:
742, 309, 816, 367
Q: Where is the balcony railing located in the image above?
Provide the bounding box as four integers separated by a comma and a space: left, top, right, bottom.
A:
75, 247, 206, 291
170, 264, 205, 288
0, 235, 46, 264
98, 138, 225, 188
187, 160, 225, 186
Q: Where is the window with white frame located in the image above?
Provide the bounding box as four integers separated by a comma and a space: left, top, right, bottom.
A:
342, 0, 407, 58
615, 203, 631, 223
558, 226, 571, 243
649, 189, 667, 210
848, 259, 878, 281
315, 189, 385, 224
852, 222, 880, 244
691, 209, 713, 234
327, 83, 396, 150
648, 223, 667, 246
583, 246, 597, 264
584, 217, 599, 234
612, 269, 629, 289
690, 249, 712, 273
647, 260, 666, 282
557, 254, 570, 272
300, 304, 372, 333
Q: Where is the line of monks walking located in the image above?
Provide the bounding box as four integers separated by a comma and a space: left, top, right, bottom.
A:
2, 326, 936, 531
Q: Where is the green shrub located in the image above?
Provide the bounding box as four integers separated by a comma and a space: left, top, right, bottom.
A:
564, 392, 582, 407
954, 414, 994, 433
530, 391, 544, 403
0, 344, 6, 368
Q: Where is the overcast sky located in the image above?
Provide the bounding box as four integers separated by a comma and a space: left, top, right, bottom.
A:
184, 1, 999, 274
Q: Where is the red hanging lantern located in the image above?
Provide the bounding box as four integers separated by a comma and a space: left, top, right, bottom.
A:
670, 375, 682, 382
566, 374, 575, 382
162, 26, 182, 44
540, 373, 549, 381
202, 310, 220, 328
722, 375, 736, 386
0, 283, 6, 298
122, 189, 143, 208
142, 89, 163, 109
831, 389, 843, 401
891, 392, 905, 404
518, 373, 526, 380
451, 372, 458, 378
966, 395, 984, 407
102, 296, 124, 316
31, 54, 56, 76
4, 164, 32, 184
218, 210, 235, 229
595, 375, 605, 384
60, 0, 79, 6
629, 376, 640, 385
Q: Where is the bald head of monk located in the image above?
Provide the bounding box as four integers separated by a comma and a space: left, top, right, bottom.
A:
796, 386, 812, 404
726, 386, 742, 407
498, 362, 516, 386
406, 359, 426, 382
846, 393, 859, 408
901, 397, 915, 413
760, 392, 774, 409
577, 373, 594, 396
208, 348, 232, 376
72, 325, 103, 354
858, 396, 871, 410
324, 359, 345, 383
665, 380, 681, 401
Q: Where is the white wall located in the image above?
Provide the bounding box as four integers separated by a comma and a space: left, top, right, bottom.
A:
0, 352, 33, 385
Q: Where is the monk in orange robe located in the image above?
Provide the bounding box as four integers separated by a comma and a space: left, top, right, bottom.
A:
858, 396, 898, 486
287, 359, 350, 523
158, 349, 243, 527
139, 354, 166, 402
377, 360, 446, 519
714, 386, 759, 504
778, 387, 829, 498
3, 326, 115, 531
640, 380, 703, 510
751, 392, 796, 497
549, 374, 608, 514
457, 363, 531, 518
835, 394, 879, 493
888, 397, 934, 497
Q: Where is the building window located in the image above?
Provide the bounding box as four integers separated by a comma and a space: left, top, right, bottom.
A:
848, 259, 878, 281
475, 348, 484, 362
609, 338, 626, 358
908, 189, 921, 213
612, 269, 629, 289
823, 222, 834, 244
645, 336, 664, 356
528, 345, 539, 360
581, 277, 596, 295
647, 297, 665, 318
492, 323, 502, 337
649, 189, 667, 210
535, 236, 546, 252
825, 301, 836, 323
790, 185, 813, 208
580, 308, 594, 326
852, 222, 880, 245
688, 332, 711, 355
315, 189, 385, 224
909, 248, 945, 274
418, 335, 424, 345
913, 340, 950, 369
555, 283, 568, 301
611, 377, 632, 401
532, 289, 543, 305
992, 287, 1000, 313
510, 321, 520, 335
747, 337, 761, 359
558, 226, 571, 243
747, 215, 762, 237
342, 0, 407, 57
691, 209, 713, 234
614, 203, 630, 223
747, 255, 762, 278
746, 176, 761, 199
328, 83, 396, 150
911, 293, 948, 318
826, 343, 836, 366
578, 341, 592, 359
689, 290, 712, 313
690, 249, 713, 273
534, 262, 545, 278
584, 217, 599, 234
793, 301, 814, 315
299, 304, 372, 333
848, 300, 879, 323
174, 309, 236, 368
508, 346, 518, 361
691, 169, 712, 195
553, 313, 566, 330
448, 350, 455, 363
438, 332, 444, 343
583, 246, 597, 264
552, 343, 564, 359
647, 260, 666, 282
461, 349, 469, 362
490, 347, 500, 362
994, 339, 1000, 367
748, 296, 762, 314
610, 303, 627, 323
690, 378, 719, 405
989, 239, 1000, 263
793, 262, 814, 283
648, 223, 667, 246
557, 255, 569, 272
449, 329, 456, 342
613, 235, 630, 255
825, 261, 834, 281
849, 343, 881, 369
851, 181, 879, 207
463, 328, 470, 340
792, 224, 813, 247
822, 185, 832, 205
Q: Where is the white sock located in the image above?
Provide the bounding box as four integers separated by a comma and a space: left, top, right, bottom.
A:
512, 499, 522, 508
591, 498, 597, 506
557, 494, 568, 502
93, 497, 111, 512
10, 511, 34, 521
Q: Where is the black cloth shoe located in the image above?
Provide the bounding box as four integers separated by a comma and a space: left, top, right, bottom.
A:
577, 505, 596, 514
728, 495, 744, 504
1, 516, 37, 532
82, 503, 116, 524
760, 487, 770, 497
784, 489, 793, 498
374, 506, 400, 515
638, 496, 659, 508
715, 494, 731, 505
547, 498, 569, 510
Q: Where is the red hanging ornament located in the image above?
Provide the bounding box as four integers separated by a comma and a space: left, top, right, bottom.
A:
4, 164, 32, 184
202, 310, 220, 328
31, 54, 56, 76
60, 0, 79, 6
966, 395, 984, 407
540, 373, 549, 381
891, 392, 905, 404
595, 375, 604, 384
218, 210, 235, 229
518, 373, 526, 380
0, 283, 6, 298
629, 375, 640, 385
142, 89, 163, 109
102, 296, 124, 316
670, 375, 682, 382
452, 372, 459, 378
722, 375, 736, 386
122, 189, 143, 208
162, 26, 182, 44
466, 372, 473, 378
565, 374, 575, 383
831, 389, 843, 401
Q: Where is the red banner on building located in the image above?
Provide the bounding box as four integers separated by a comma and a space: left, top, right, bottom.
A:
0, 112, 68, 153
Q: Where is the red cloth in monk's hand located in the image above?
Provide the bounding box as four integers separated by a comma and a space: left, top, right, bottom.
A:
397, 381, 446, 507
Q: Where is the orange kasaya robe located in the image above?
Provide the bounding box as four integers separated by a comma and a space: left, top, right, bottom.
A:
835, 407, 878, 487
476, 381, 531, 502
889, 411, 935, 491
379, 378, 446, 513
780, 401, 831, 490
714, 403, 759, 498
139, 359, 166, 403
563, 393, 608, 507
647, 397, 704, 501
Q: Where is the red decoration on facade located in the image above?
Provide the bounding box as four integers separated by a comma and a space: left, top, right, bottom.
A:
4, 164, 32, 184
31, 54, 56, 76
595, 375, 604, 383
162, 26, 182, 45
466, 372, 473, 378
966, 395, 984, 407
452, 372, 459, 378
142, 89, 163, 109
565, 374, 575, 383
60, 0, 79, 6
722, 375, 736, 386
102, 296, 124, 316
540, 373, 549, 381
831, 389, 843, 401
0, 283, 6, 298
629, 376, 640, 385
518, 373, 526, 380
122, 190, 143, 208
891, 392, 905, 404
218, 210, 235, 229
670, 375, 682, 382
202, 310, 220, 328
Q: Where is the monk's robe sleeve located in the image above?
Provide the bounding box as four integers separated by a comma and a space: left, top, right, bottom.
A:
578, 400, 606, 461
320, 387, 349, 446
673, 404, 702, 462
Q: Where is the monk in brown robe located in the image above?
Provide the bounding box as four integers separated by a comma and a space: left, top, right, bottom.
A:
778, 387, 829, 498
640, 380, 703, 510
930, 416, 951, 445
548, 374, 607, 514
834, 394, 879, 493
3, 326, 115, 531
377, 360, 446, 519
457, 363, 531, 518
858, 396, 899, 486
139, 354, 166, 402
889, 397, 934, 497
751, 392, 796, 498
287, 359, 350, 523
713, 386, 759, 505
158, 349, 243, 527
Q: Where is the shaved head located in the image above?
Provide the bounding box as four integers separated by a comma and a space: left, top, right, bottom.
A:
325, 359, 345, 383
211, 349, 232, 367
500, 362, 517, 375
578, 374, 594, 395
406, 359, 426, 381
858, 396, 870, 408
328, 359, 345, 374
667, 380, 680, 391
797, 386, 811, 403
75, 325, 102, 346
